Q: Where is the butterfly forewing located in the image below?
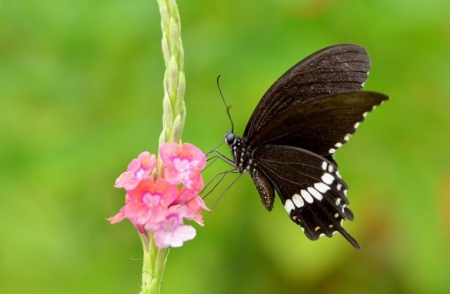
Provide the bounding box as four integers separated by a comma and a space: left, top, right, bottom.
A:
244, 44, 371, 140
248, 92, 389, 156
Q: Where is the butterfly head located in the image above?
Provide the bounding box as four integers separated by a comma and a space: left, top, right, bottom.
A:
225, 131, 251, 173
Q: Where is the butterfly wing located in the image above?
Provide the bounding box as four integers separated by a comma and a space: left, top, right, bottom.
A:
252, 145, 360, 249
247, 91, 388, 156
244, 44, 371, 140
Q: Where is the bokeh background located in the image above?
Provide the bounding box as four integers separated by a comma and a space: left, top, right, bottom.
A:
1, 0, 449, 293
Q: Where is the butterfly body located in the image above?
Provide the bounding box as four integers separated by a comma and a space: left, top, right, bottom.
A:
225, 132, 276, 211
224, 44, 388, 250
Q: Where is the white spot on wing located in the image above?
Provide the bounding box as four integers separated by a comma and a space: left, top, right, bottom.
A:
329, 148, 336, 154
301, 189, 314, 203
307, 187, 323, 201
335, 142, 343, 148
314, 182, 330, 193
328, 164, 334, 173
321, 173, 334, 185
292, 193, 304, 208
321, 161, 327, 170
284, 199, 295, 215
354, 122, 360, 129
344, 134, 351, 141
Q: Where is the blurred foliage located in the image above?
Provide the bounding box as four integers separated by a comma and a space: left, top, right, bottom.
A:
1, 0, 449, 293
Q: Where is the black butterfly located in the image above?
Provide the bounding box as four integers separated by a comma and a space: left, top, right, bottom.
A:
223, 44, 388, 250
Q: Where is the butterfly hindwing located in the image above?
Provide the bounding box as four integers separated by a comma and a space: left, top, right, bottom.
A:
252, 145, 360, 249
244, 44, 371, 140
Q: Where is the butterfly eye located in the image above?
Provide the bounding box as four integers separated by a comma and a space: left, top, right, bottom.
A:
225, 132, 236, 145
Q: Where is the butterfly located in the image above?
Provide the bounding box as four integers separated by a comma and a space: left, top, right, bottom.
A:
223, 44, 388, 250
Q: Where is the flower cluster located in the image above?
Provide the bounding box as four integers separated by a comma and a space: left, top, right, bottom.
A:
108, 143, 208, 248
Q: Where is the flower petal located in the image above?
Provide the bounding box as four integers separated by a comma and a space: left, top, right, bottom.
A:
122, 178, 179, 226
107, 207, 127, 224
153, 225, 196, 248
115, 171, 139, 190
180, 143, 206, 170
115, 152, 157, 191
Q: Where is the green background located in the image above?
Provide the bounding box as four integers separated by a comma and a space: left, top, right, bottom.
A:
1, 0, 449, 293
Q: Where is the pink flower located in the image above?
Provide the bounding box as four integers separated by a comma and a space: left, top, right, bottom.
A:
146, 206, 196, 248
108, 178, 178, 226
115, 152, 157, 191
159, 143, 206, 190
109, 143, 209, 248
173, 187, 209, 226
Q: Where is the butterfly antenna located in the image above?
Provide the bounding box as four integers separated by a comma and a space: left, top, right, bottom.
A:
216, 75, 234, 133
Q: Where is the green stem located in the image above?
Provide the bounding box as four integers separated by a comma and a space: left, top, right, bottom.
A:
140, 234, 170, 294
